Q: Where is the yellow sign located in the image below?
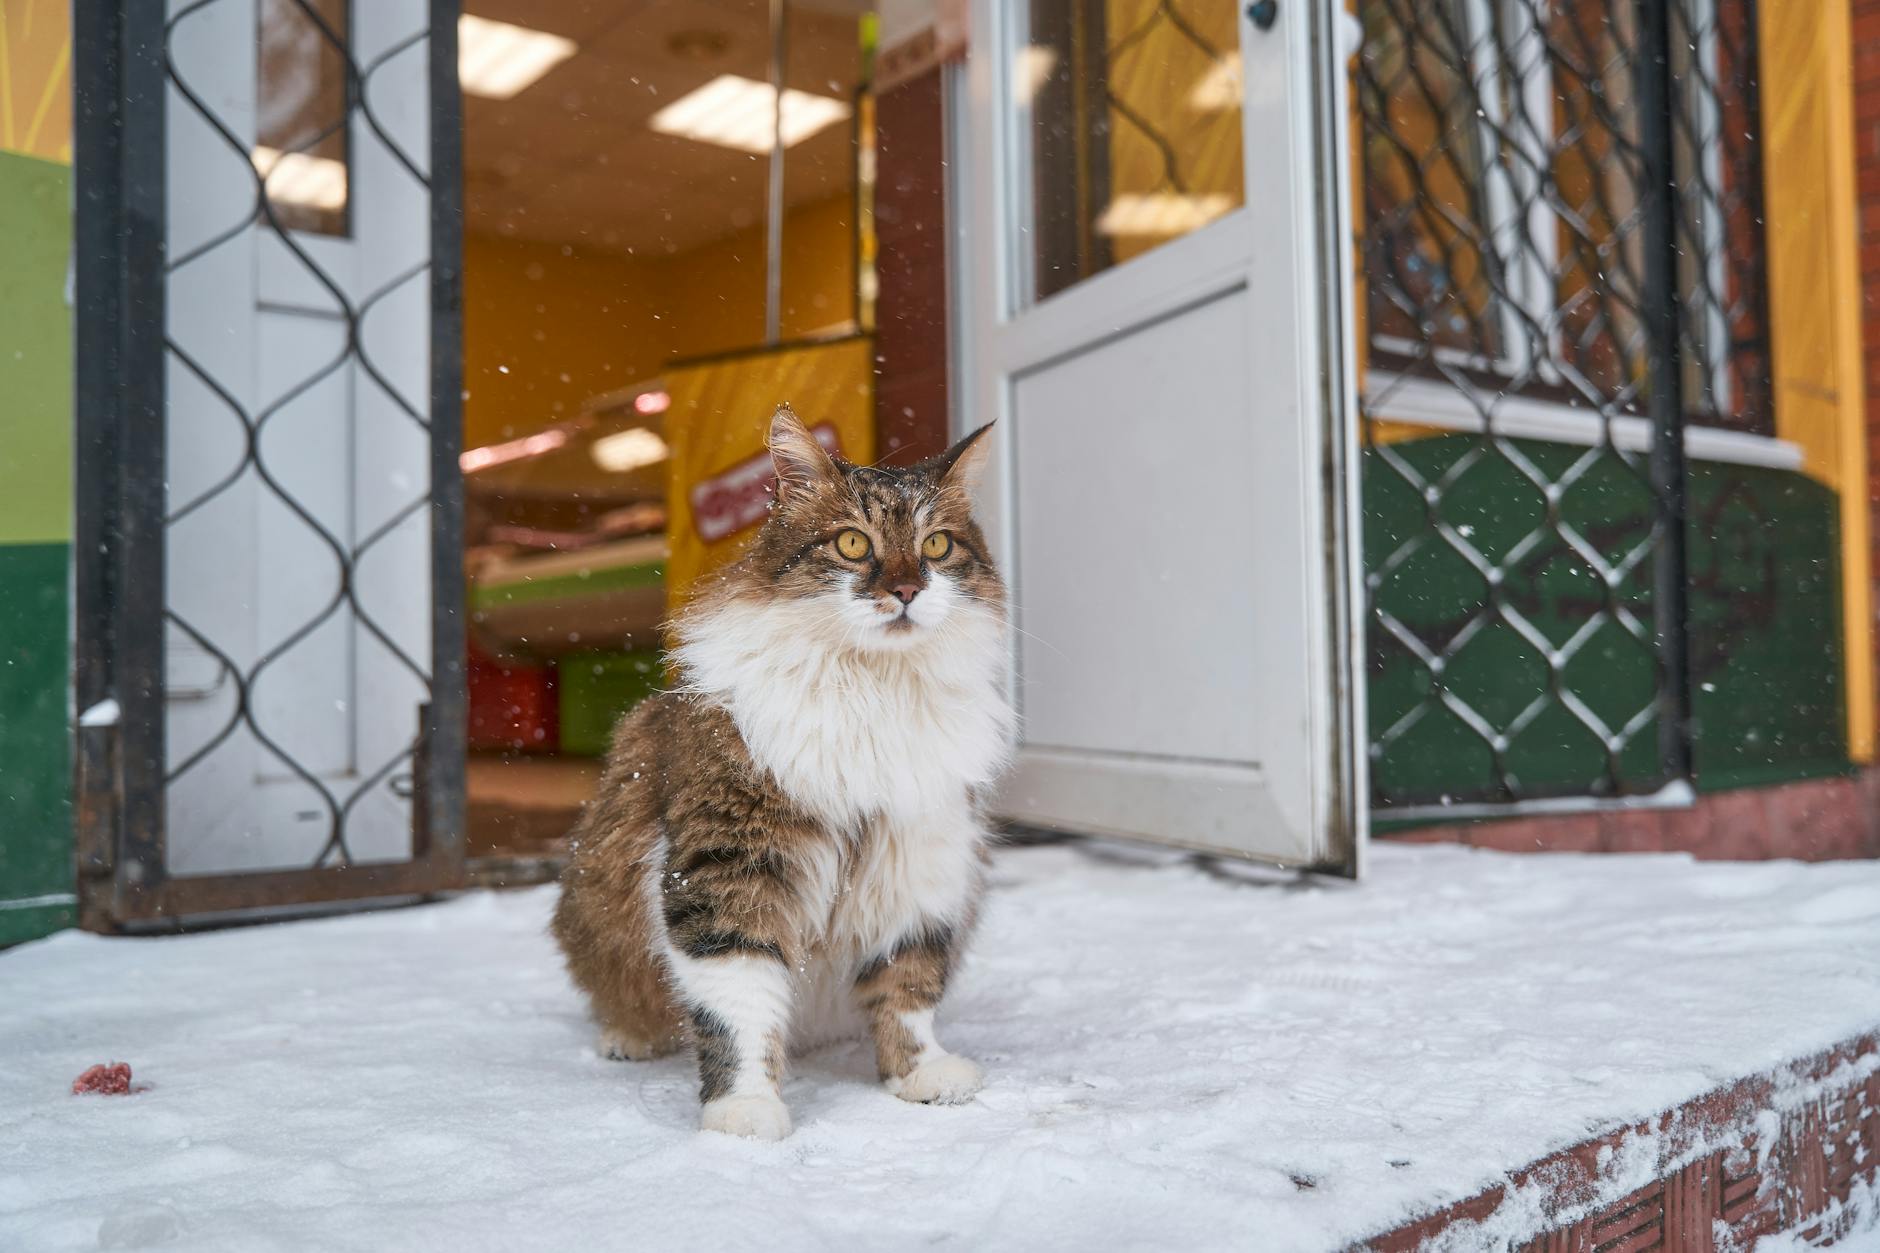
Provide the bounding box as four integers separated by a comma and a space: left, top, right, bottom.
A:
663, 336, 876, 608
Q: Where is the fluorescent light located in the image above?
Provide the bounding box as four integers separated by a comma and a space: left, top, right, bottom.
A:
649, 74, 850, 154
459, 14, 577, 100
460, 428, 570, 474
251, 145, 347, 212
1014, 46, 1058, 105
1188, 53, 1241, 111
1095, 193, 1234, 238
591, 427, 670, 474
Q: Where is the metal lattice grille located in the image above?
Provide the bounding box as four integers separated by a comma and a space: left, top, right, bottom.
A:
1355, 0, 1767, 811
73, 0, 464, 922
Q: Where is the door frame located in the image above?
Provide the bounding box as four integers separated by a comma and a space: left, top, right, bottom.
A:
945, 1, 1367, 871
71, 0, 468, 928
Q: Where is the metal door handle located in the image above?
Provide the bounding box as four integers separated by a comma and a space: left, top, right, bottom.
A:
1246, 0, 1277, 30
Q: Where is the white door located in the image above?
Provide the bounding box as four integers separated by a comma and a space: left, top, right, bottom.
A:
163, 0, 435, 875
959, 0, 1363, 869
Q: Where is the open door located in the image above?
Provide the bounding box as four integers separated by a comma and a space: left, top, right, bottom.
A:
958, 0, 1363, 869
73, 1, 464, 925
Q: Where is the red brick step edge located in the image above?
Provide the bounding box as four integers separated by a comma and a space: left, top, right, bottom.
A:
1354, 1031, 1880, 1251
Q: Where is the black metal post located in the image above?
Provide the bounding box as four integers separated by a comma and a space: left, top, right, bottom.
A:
1636, 0, 1696, 786
117, 3, 172, 908
427, 0, 468, 881
73, 0, 171, 924
71, 0, 126, 925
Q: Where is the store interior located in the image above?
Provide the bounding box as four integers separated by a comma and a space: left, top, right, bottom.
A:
456, 0, 877, 862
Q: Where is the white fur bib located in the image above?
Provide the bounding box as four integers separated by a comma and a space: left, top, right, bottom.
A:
671, 586, 1015, 828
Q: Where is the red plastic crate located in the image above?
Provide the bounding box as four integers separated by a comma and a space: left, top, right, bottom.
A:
467, 643, 559, 753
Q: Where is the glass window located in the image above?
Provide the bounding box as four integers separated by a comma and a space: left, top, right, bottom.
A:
1358, 0, 1508, 365
1356, 0, 1771, 433
1021, 0, 1245, 305
256, 0, 351, 237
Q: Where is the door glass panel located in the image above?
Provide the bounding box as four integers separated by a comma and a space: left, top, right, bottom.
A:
1021, 0, 1245, 305
256, 0, 350, 237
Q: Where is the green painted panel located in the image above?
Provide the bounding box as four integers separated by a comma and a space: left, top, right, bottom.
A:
0, 902, 75, 949
0, 150, 73, 545
469, 559, 665, 611
1367, 436, 1846, 808
0, 542, 72, 945
1685, 464, 1847, 790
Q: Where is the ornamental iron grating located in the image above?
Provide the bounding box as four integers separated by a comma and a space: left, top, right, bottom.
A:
1354, 0, 1769, 811
74, 0, 465, 924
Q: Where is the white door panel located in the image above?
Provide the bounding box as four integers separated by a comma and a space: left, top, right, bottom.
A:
1002, 750, 1306, 863
254, 310, 354, 781
1011, 287, 1266, 764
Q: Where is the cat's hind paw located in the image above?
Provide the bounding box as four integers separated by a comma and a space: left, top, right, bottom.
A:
887, 1054, 984, 1105
700, 1093, 793, 1140
598, 1027, 680, 1061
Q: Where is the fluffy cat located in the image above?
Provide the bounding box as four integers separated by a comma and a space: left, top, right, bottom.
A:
552, 406, 1014, 1140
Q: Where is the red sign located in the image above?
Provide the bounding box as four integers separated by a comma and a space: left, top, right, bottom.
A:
688, 423, 842, 543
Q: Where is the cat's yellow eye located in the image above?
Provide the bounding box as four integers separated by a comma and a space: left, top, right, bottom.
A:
834, 528, 872, 560
921, 531, 953, 560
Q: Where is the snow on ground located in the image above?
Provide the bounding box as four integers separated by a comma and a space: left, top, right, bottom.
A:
4, 842, 1880, 1253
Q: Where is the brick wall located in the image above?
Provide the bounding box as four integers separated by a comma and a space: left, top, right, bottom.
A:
872, 68, 952, 466
1391, 770, 1880, 861
1856, 0, 1880, 732
1366, 1032, 1880, 1251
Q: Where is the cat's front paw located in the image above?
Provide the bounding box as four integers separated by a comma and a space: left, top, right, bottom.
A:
887, 1054, 984, 1105
700, 1093, 793, 1140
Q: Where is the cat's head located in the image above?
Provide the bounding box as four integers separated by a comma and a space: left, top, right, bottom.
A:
719, 405, 1004, 652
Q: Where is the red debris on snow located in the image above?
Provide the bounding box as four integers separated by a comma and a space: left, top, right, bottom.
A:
71, 1063, 135, 1096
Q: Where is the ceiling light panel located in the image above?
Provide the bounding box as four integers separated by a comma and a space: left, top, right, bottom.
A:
649, 74, 851, 154
591, 427, 671, 474
251, 145, 348, 211
1094, 193, 1235, 238
459, 13, 578, 100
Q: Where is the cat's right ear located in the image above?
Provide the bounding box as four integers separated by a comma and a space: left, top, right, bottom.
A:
768, 404, 838, 502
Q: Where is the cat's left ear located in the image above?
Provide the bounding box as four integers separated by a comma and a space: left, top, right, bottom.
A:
935, 422, 996, 493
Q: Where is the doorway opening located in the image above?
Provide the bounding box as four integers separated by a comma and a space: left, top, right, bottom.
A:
456, 2, 878, 875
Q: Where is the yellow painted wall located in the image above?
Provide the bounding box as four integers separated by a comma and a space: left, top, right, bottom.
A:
1759, 0, 1873, 759
656, 193, 859, 360
462, 236, 671, 450
463, 193, 858, 450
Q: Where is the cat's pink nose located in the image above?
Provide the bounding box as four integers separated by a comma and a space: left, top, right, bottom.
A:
890, 583, 922, 605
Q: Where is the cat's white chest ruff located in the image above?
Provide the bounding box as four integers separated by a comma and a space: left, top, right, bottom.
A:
674, 595, 1015, 829
773, 665, 1001, 825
